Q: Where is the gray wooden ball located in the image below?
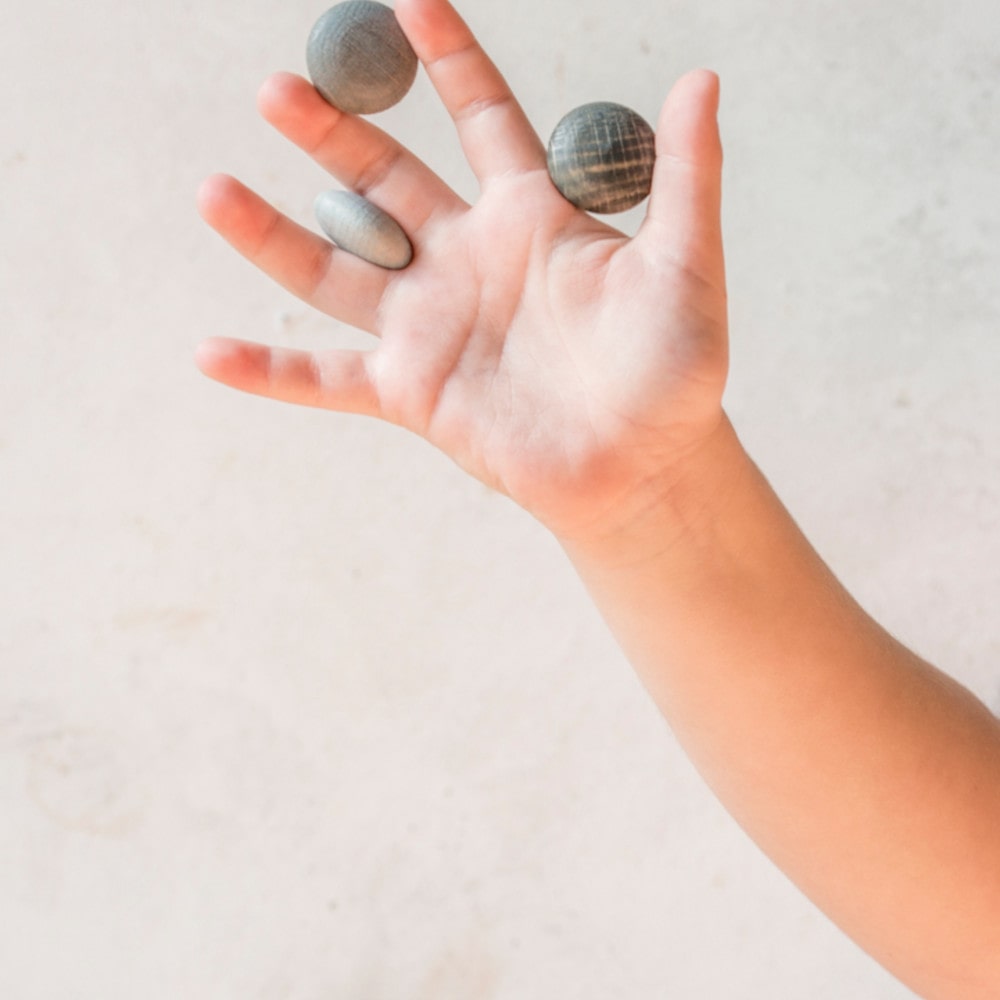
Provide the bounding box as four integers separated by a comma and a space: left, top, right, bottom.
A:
307, 1, 418, 115
314, 190, 413, 269
546, 102, 657, 214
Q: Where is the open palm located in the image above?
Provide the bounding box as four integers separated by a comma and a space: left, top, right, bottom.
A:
197, 0, 729, 541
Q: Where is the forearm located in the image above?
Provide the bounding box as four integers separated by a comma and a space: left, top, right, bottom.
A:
561, 416, 1000, 999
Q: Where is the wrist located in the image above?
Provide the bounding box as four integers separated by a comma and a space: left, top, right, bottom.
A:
555, 413, 754, 572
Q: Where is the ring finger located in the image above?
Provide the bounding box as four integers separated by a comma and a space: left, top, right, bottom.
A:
198, 173, 391, 332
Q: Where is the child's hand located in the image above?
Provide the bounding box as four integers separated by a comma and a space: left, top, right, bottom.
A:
197, 8, 1000, 991
196, 0, 727, 543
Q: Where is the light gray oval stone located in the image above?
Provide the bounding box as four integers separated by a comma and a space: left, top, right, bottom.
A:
307, 1, 418, 115
546, 102, 656, 214
314, 190, 413, 270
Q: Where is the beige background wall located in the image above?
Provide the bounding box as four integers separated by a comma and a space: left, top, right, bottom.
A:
3, 0, 998, 996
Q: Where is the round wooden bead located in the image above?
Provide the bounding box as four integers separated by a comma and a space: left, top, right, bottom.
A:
314, 190, 413, 269
306, 1, 418, 115
546, 102, 657, 214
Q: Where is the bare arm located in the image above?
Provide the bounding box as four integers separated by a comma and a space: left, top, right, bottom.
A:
562, 417, 1000, 999
195, 0, 1000, 993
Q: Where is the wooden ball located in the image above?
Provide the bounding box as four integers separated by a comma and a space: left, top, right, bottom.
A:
314, 190, 413, 269
306, 1, 418, 115
546, 102, 656, 214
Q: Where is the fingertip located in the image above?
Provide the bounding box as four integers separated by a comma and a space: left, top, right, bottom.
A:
197, 173, 240, 227
665, 69, 720, 109
393, 0, 470, 63
656, 68, 723, 168
659, 68, 720, 120
194, 336, 236, 379
256, 70, 312, 123
195, 338, 273, 398
392, 0, 432, 33
685, 68, 721, 107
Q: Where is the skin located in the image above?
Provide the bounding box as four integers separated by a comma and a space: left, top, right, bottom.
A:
196, 0, 1000, 995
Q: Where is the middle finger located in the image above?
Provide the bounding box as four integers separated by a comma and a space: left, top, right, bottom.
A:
257, 72, 465, 235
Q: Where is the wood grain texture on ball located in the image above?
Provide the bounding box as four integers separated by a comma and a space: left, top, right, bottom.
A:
307, 1, 417, 115
546, 102, 657, 214
314, 190, 413, 269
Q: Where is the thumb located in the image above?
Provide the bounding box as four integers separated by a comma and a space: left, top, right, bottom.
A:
636, 69, 725, 289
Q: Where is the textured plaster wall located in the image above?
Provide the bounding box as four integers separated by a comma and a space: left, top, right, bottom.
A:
2, 1, 998, 997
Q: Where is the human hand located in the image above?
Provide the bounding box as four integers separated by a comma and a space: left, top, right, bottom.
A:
196, 0, 728, 543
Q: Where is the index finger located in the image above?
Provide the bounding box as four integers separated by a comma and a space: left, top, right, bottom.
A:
394, 0, 546, 184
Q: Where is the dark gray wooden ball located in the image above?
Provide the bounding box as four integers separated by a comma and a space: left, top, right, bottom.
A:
306, 1, 418, 115
546, 102, 657, 214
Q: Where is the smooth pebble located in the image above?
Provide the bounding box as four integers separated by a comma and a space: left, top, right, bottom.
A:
307, 1, 418, 115
314, 190, 413, 270
546, 102, 657, 214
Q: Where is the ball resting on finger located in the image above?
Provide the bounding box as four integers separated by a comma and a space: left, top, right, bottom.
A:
314, 190, 413, 269
306, 0, 418, 115
546, 102, 657, 214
